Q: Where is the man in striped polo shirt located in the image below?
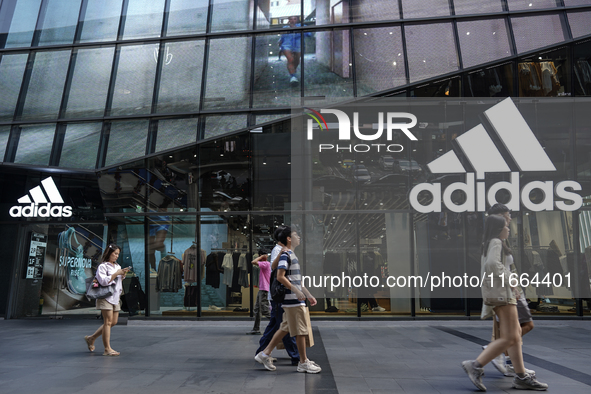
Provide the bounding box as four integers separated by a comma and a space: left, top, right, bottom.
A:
255, 226, 321, 374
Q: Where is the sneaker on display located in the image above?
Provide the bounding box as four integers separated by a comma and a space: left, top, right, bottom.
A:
461, 360, 486, 391
512, 373, 548, 390
254, 352, 276, 371
372, 306, 386, 312
289, 76, 298, 83
297, 359, 321, 374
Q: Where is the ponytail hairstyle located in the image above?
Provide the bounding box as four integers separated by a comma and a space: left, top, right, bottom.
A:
101, 243, 121, 263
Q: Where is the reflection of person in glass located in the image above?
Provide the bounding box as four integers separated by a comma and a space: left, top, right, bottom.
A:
148, 207, 170, 270
84, 244, 129, 356
279, 16, 310, 84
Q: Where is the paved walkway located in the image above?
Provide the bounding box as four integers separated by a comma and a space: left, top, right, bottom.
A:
0, 318, 590, 393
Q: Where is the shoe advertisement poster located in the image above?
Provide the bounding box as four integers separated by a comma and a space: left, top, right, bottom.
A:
25, 232, 47, 279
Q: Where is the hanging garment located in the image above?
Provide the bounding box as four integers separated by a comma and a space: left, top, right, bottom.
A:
238, 253, 249, 288
251, 253, 260, 287
156, 255, 183, 292
183, 285, 199, 307
206, 252, 222, 288
183, 246, 201, 283
222, 253, 234, 286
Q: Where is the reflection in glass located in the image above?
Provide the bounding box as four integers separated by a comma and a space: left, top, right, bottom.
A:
253, 32, 301, 108
199, 134, 250, 212
110, 44, 159, 116
105, 120, 149, 167
511, 14, 566, 54
79, 0, 122, 43
167, 0, 208, 36
518, 48, 571, 97
122, 0, 165, 39
210, 0, 252, 32
507, 0, 558, 10
2, 0, 42, 48
351, 0, 400, 23
354, 27, 406, 96
203, 37, 252, 110
457, 18, 511, 69
21, 50, 71, 120
0, 54, 27, 121
155, 118, 198, 152
38, 0, 82, 46
0, 126, 11, 160
568, 10, 591, 39
466, 63, 514, 97
14, 124, 56, 165
405, 23, 458, 83
254, 113, 289, 125
453, 0, 503, 15
305, 29, 353, 98
204, 115, 248, 139
402, 0, 449, 18
252, 131, 290, 210
59, 123, 101, 169
574, 41, 591, 96
64, 47, 115, 118
564, 0, 591, 5
156, 40, 205, 113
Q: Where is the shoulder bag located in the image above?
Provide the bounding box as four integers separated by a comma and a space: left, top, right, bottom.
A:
85, 274, 116, 301
270, 252, 290, 303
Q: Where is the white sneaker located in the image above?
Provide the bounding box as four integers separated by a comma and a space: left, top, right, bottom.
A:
255, 352, 276, 371
512, 373, 548, 390
461, 360, 486, 391
209, 305, 221, 311
297, 359, 321, 373
289, 76, 298, 83
491, 353, 507, 375
505, 364, 536, 377
372, 306, 386, 312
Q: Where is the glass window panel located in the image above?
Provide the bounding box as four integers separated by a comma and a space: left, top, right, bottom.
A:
453, 0, 503, 15
305, 29, 353, 98
405, 23, 458, 83
254, 112, 289, 125
511, 14, 566, 54
0, 53, 27, 121
252, 132, 290, 210
155, 118, 198, 152
122, 0, 165, 39
210, 0, 252, 32
79, 0, 122, 43
466, 63, 514, 97
38, 0, 82, 46
0, 126, 10, 160
402, 0, 449, 18
568, 10, 591, 39
458, 18, 511, 68
156, 40, 205, 113
110, 44, 159, 116
354, 26, 406, 96
564, 0, 591, 5
21, 50, 71, 121
59, 122, 101, 169
518, 47, 571, 97
203, 37, 252, 110
64, 47, 115, 118
167, 0, 208, 36
253, 32, 300, 108
351, 0, 400, 23
507, 0, 558, 11
204, 115, 248, 139
105, 120, 149, 167
14, 123, 56, 165
574, 40, 591, 96
3, 0, 42, 48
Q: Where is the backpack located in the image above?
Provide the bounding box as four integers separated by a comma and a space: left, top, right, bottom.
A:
270, 252, 290, 303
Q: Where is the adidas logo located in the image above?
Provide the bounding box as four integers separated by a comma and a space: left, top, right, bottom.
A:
409, 98, 582, 213
10, 177, 73, 218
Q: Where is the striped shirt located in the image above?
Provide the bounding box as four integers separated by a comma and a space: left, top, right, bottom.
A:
278, 250, 305, 307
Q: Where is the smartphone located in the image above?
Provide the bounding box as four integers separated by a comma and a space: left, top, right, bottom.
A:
125, 266, 133, 270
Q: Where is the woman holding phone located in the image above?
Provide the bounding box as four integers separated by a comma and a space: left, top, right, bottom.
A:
84, 244, 129, 356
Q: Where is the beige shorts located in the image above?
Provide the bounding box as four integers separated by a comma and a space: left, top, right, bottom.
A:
280, 305, 309, 337
96, 298, 121, 311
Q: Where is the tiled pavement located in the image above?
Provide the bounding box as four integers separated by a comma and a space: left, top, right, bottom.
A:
0, 318, 589, 394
